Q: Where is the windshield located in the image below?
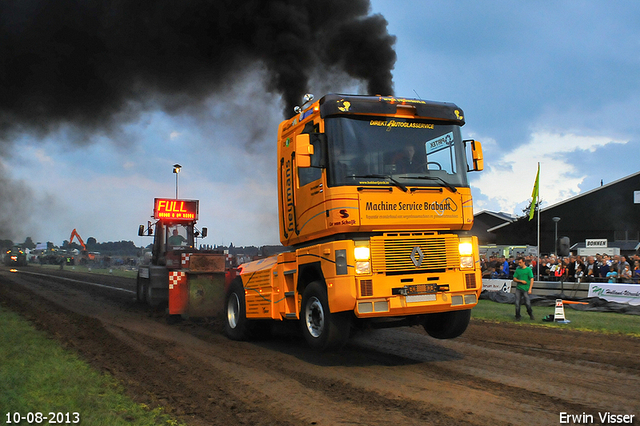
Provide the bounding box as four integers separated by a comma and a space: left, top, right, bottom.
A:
165, 223, 193, 250
325, 116, 469, 188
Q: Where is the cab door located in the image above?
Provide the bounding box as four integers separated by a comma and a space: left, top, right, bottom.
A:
282, 121, 327, 246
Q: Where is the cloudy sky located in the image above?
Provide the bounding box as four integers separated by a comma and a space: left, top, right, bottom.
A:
2, 1, 639, 248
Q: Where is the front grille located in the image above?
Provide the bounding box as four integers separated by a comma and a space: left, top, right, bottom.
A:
370, 233, 459, 274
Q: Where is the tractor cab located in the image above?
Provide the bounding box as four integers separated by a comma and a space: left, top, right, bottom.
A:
138, 198, 207, 268
144, 220, 207, 267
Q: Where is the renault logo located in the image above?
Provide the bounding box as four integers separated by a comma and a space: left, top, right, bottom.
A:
410, 246, 424, 268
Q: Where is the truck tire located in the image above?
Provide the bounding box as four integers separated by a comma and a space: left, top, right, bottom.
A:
422, 309, 471, 339
224, 278, 252, 340
300, 281, 351, 351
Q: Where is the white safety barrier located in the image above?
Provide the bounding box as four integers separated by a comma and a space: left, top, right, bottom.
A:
588, 283, 640, 306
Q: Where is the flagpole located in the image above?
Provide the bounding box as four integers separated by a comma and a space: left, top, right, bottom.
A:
537, 163, 540, 281
529, 162, 541, 280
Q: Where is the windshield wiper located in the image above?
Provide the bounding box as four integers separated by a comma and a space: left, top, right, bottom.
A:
351, 174, 408, 192
399, 175, 458, 193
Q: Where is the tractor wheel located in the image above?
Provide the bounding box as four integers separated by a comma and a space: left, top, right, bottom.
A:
136, 276, 146, 304
422, 309, 471, 339
300, 281, 351, 351
146, 283, 163, 308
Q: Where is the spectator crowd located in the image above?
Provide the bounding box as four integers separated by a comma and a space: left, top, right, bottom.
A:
481, 253, 640, 284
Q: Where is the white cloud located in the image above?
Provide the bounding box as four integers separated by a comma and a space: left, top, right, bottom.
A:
473, 132, 628, 215
33, 148, 54, 164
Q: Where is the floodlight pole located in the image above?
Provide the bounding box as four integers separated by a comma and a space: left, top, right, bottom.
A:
552, 217, 561, 256
173, 164, 182, 199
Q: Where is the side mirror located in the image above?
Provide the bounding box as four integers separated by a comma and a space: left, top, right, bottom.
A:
295, 134, 314, 168
202, 227, 208, 238
315, 133, 328, 168
138, 225, 145, 237
464, 139, 483, 171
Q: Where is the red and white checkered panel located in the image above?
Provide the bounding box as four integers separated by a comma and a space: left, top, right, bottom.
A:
169, 271, 186, 289
181, 253, 190, 267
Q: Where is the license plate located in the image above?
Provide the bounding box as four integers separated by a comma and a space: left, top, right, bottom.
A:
407, 284, 438, 294
406, 294, 437, 303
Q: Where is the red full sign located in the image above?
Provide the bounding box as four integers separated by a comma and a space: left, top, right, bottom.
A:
153, 198, 198, 221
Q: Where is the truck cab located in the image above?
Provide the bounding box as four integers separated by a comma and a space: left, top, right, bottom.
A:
225, 94, 485, 350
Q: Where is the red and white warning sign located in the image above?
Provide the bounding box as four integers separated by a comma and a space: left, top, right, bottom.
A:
169, 271, 186, 289
554, 299, 565, 321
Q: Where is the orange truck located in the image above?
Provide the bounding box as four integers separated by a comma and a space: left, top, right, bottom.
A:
137, 198, 226, 316
224, 94, 484, 350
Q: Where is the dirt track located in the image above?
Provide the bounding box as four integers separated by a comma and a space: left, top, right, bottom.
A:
1, 266, 639, 426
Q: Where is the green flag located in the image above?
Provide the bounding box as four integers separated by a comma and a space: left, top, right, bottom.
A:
529, 163, 540, 221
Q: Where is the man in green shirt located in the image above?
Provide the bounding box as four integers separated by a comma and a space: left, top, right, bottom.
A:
513, 256, 534, 320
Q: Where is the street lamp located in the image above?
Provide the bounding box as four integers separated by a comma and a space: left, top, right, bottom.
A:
552, 217, 561, 256
173, 164, 182, 199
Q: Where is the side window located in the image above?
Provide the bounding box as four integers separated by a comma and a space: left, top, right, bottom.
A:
425, 131, 456, 174
298, 122, 323, 186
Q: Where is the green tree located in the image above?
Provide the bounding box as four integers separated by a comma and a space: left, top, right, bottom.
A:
23, 237, 36, 249
86, 237, 97, 250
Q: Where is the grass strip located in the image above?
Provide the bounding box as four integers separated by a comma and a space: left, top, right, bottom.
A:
0, 306, 184, 426
33, 263, 138, 279
472, 299, 640, 337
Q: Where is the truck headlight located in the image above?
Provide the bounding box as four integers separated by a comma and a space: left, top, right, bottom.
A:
458, 242, 473, 256
355, 261, 371, 274
459, 240, 474, 269
354, 246, 370, 261
354, 242, 371, 274
460, 256, 474, 269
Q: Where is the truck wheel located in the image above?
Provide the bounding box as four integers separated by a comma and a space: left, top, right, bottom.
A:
422, 309, 471, 339
224, 278, 251, 340
300, 281, 350, 351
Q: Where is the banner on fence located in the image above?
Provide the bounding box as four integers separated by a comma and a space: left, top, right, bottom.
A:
588, 283, 640, 306
482, 279, 512, 293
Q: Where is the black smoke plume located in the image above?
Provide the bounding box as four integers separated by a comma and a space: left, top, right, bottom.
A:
0, 0, 396, 141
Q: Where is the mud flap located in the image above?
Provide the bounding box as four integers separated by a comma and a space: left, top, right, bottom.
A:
169, 273, 226, 317
187, 273, 226, 317
168, 271, 188, 314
